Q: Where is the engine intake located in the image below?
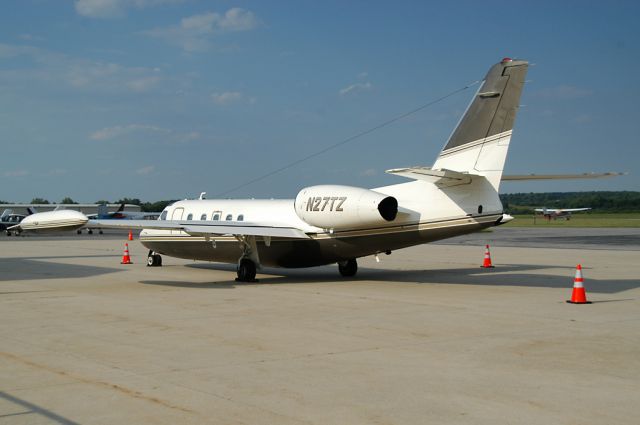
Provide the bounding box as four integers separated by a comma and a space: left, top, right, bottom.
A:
295, 185, 398, 230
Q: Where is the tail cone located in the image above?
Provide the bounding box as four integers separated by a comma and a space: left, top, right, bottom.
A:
567, 264, 591, 304
480, 244, 495, 268
121, 243, 133, 265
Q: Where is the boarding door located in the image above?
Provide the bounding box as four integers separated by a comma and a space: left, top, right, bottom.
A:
171, 207, 184, 235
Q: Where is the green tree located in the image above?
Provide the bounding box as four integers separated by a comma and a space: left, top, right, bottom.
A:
31, 198, 50, 204
95, 200, 110, 205
117, 198, 141, 206
60, 197, 78, 204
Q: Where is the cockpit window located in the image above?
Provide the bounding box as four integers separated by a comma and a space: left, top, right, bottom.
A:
200, 213, 207, 220
160, 211, 168, 220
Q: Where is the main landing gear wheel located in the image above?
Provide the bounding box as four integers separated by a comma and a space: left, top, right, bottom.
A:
146, 251, 162, 267
338, 259, 358, 277
236, 258, 258, 282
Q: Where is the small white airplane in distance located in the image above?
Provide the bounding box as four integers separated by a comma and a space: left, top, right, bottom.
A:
14, 57, 599, 281
535, 207, 591, 221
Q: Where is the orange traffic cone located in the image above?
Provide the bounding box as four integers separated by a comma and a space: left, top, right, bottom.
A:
128, 230, 133, 241
121, 243, 133, 264
567, 264, 591, 304
480, 244, 495, 268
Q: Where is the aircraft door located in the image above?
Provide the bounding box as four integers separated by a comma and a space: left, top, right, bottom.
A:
171, 207, 184, 234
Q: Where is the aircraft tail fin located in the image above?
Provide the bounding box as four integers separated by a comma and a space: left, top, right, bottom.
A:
432, 58, 528, 190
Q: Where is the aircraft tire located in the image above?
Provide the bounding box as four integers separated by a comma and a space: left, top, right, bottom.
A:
236, 258, 257, 282
147, 253, 162, 267
338, 259, 358, 277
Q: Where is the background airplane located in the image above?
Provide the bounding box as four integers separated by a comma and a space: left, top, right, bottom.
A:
81, 204, 161, 234
535, 207, 591, 221
0, 209, 26, 236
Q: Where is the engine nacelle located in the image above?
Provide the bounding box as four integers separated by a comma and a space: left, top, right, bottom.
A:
294, 185, 398, 230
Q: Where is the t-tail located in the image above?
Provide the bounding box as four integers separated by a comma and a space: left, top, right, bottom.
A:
432, 58, 528, 191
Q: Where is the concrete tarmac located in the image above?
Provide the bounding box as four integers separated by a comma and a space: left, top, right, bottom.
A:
1, 228, 639, 424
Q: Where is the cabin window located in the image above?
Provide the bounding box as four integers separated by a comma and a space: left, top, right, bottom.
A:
237, 214, 244, 221
160, 211, 168, 220
477, 205, 483, 214
200, 213, 207, 220
226, 214, 233, 221
212, 211, 221, 221
187, 213, 193, 220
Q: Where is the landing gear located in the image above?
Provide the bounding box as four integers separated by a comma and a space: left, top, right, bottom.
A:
236, 258, 257, 282
77, 229, 82, 234
88, 229, 93, 235
146, 250, 162, 267
338, 259, 358, 277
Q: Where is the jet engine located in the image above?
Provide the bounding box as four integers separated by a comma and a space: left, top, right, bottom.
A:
294, 185, 398, 230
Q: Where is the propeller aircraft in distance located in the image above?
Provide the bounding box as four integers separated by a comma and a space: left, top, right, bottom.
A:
535, 207, 591, 221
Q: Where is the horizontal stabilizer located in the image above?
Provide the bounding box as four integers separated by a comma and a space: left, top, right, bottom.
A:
502, 172, 626, 181
88, 219, 310, 239
386, 166, 482, 187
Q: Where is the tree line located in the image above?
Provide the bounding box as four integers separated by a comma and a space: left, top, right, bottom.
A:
500, 191, 640, 214
4, 191, 639, 214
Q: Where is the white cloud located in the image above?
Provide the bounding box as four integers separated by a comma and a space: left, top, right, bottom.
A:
534, 85, 593, 100
339, 81, 372, 96
3, 170, 29, 178
126, 75, 162, 92
18, 34, 45, 42
75, 0, 185, 19
90, 124, 169, 141
136, 165, 155, 175
0, 43, 165, 94
143, 8, 260, 52
48, 169, 68, 176
90, 124, 200, 144
211, 91, 255, 106
360, 168, 377, 177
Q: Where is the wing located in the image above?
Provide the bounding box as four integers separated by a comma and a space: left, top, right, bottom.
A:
554, 208, 591, 213
88, 219, 310, 239
502, 172, 625, 181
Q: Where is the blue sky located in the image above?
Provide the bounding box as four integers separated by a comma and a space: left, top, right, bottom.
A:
1, 0, 638, 202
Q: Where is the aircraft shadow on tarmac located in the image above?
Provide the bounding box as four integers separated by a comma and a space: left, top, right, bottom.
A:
0, 390, 80, 425
138, 263, 640, 295
0, 257, 121, 282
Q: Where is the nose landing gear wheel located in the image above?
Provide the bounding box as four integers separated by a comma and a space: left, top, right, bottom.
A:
338, 259, 358, 277
236, 258, 258, 282
146, 251, 162, 267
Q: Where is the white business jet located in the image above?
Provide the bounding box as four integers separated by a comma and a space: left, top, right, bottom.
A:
14, 58, 529, 281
